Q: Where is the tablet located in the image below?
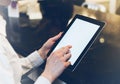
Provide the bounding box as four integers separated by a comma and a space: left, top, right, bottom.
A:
47, 14, 105, 71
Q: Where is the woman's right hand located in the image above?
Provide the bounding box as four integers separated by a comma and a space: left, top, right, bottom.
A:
41, 45, 72, 83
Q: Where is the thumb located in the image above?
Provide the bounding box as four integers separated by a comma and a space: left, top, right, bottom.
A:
51, 32, 63, 42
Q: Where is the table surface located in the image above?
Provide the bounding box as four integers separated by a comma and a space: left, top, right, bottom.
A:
5, 6, 120, 84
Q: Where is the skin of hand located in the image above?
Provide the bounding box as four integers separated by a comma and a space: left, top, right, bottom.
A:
38, 32, 62, 60
41, 45, 72, 83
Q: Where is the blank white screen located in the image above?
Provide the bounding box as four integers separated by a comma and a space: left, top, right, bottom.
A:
53, 18, 100, 65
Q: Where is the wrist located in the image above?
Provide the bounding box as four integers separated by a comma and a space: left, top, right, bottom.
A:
41, 71, 55, 83
38, 49, 47, 60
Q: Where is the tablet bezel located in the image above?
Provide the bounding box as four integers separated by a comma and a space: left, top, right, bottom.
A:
47, 14, 105, 71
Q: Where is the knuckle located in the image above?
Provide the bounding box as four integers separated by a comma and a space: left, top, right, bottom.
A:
52, 51, 61, 58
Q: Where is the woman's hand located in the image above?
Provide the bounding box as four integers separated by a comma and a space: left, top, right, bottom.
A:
41, 45, 72, 83
38, 32, 62, 60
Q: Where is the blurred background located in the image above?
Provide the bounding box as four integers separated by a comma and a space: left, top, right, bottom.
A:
18, 0, 120, 18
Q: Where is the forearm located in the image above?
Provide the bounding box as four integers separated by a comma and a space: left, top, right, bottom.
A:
20, 51, 44, 74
